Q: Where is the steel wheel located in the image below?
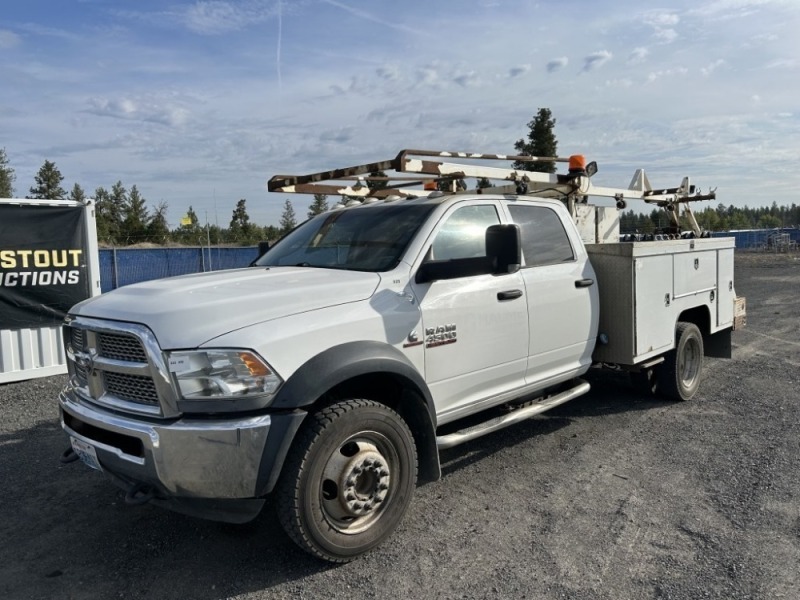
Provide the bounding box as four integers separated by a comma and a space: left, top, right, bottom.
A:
659, 321, 704, 401
277, 399, 417, 562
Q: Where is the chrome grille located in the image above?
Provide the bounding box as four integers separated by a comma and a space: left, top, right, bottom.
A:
74, 362, 89, 386
98, 333, 147, 362
104, 372, 159, 405
70, 328, 86, 352
65, 321, 168, 414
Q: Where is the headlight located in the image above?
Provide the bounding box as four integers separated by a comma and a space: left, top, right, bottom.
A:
167, 349, 282, 400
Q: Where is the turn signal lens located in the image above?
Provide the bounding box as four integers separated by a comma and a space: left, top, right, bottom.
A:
239, 351, 270, 376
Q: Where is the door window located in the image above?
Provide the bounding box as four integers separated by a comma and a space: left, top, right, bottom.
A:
430, 205, 500, 261
507, 205, 574, 267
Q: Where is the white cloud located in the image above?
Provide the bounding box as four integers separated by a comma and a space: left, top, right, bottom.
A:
0, 29, 21, 48
765, 58, 799, 69
376, 66, 400, 81
86, 96, 191, 127
170, 0, 283, 35
628, 47, 649, 64
453, 71, 479, 87
689, 0, 791, 18
184, 2, 244, 33
319, 127, 354, 144
701, 59, 726, 76
416, 65, 441, 87
582, 51, 612, 72
546, 57, 568, 73
641, 10, 680, 44
508, 64, 530, 78
646, 67, 689, 83
643, 11, 680, 27
654, 28, 678, 43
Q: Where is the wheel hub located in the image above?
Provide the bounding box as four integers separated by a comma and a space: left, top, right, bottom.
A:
338, 447, 391, 517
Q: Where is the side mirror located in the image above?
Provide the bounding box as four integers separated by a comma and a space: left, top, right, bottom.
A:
415, 223, 521, 283
486, 224, 521, 274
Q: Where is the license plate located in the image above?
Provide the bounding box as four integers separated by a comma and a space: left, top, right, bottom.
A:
70, 437, 102, 471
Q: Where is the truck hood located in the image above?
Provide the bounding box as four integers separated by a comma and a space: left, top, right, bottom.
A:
71, 267, 380, 348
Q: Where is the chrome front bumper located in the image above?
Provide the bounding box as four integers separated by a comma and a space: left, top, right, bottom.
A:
60, 388, 272, 499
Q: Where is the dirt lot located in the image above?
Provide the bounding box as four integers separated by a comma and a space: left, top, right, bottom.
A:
1, 251, 798, 600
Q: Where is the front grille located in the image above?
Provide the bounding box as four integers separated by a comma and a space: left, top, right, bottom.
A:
70, 328, 85, 352
104, 372, 159, 405
74, 362, 89, 386
65, 322, 167, 414
98, 333, 147, 362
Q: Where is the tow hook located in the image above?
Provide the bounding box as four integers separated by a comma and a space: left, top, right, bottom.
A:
60, 447, 79, 464
124, 482, 156, 506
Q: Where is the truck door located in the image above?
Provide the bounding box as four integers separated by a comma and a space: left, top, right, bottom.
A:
506, 204, 598, 386
410, 201, 529, 423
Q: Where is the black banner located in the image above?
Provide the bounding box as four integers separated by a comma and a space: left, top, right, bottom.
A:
0, 204, 91, 329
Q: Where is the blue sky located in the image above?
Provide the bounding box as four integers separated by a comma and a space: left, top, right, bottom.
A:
1, 0, 799, 227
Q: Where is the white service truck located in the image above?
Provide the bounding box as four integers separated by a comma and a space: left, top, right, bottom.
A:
59, 150, 745, 562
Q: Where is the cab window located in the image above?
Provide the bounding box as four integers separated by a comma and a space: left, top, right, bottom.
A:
507, 205, 574, 267
430, 205, 500, 260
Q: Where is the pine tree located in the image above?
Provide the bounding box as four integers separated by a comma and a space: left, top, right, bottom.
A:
69, 183, 86, 203
513, 108, 558, 173
28, 159, 66, 199
175, 205, 202, 245
307, 193, 329, 218
122, 185, 149, 244
0, 148, 15, 197
367, 170, 388, 192
94, 183, 126, 244
229, 198, 253, 243
279, 199, 297, 235
147, 201, 170, 244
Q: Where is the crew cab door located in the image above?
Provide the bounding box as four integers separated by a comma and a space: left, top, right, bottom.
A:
505, 203, 598, 386
410, 201, 529, 422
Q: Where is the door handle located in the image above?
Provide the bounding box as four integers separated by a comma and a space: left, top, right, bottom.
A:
497, 289, 523, 301
575, 278, 594, 288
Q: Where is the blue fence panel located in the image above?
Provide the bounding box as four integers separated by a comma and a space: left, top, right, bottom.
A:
99, 247, 260, 292
710, 228, 799, 249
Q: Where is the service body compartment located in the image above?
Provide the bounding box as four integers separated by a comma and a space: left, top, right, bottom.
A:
586, 237, 736, 365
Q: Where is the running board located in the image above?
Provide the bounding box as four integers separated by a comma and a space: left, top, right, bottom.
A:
436, 379, 591, 450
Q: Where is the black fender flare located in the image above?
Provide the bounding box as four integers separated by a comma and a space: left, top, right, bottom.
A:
272, 341, 434, 417
259, 341, 440, 489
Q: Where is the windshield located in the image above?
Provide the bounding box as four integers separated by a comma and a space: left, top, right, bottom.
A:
255, 203, 436, 272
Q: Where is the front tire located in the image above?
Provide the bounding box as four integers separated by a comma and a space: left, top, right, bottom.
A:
276, 399, 418, 562
659, 321, 704, 401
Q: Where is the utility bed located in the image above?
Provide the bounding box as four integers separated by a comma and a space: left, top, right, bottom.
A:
587, 238, 736, 365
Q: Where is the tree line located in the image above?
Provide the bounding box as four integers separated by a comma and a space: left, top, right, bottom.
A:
619, 203, 799, 234
0, 148, 322, 246
3, 112, 797, 248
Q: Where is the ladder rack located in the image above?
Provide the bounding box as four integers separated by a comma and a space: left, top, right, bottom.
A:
267, 149, 716, 235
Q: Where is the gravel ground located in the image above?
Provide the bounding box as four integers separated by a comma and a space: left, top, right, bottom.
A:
1, 251, 798, 600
